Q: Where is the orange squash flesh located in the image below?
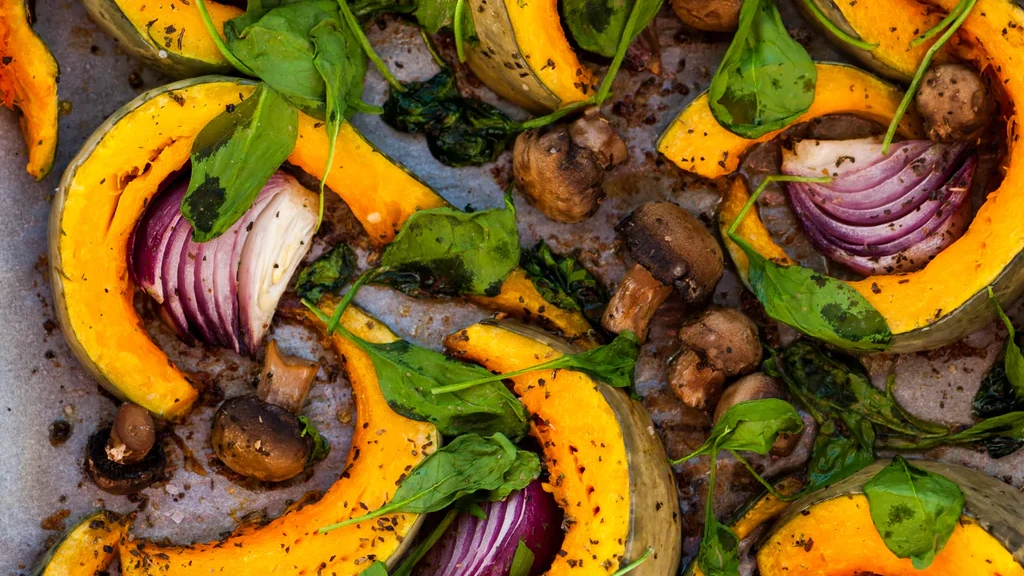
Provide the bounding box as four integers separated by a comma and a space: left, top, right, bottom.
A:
826, 0, 946, 79
757, 494, 1024, 576
445, 323, 632, 575
110, 0, 239, 71
119, 304, 436, 576
32, 511, 128, 576
0, 0, 59, 180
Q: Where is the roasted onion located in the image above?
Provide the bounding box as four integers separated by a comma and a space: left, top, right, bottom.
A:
130, 172, 318, 356
781, 138, 975, 275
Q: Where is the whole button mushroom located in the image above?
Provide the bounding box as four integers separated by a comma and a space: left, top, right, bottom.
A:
670, 0, 742, 32
915, 63, 995, 143
668, 307, 762, 411
513, 108, 627, 223
212, 340, 324, 482
713, 373, 803, 456
602, 202, 725, 342
86, 402, 165, 495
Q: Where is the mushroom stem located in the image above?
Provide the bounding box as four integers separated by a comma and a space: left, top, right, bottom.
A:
258, 340, 319, 414
601, 263, 674, 343
105, 402, 155, 465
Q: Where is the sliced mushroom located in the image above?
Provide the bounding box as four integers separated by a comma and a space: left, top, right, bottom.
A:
602, 202, 725, 342
258, 340, 319, 414
667, 348, 727, 412
670, 0, 742, 32
86, 403, 165, 495
211, 396, 313, 482
714, 373, 802, 456
916, 63, 995, 143
678, 307, 762, 377
513, 108, 627, 223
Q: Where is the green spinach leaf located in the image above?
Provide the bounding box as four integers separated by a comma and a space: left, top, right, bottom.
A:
320, 433, 539, 532
670, 398, 804, 463
182, 83, 298, 241
298, 415, 332, 463
361, 561, 389, 576
295, 244, 357, 303
508, 540, 535, 576
987, 286, 1024, 400
521, 242, 608, 324
708, 0, 817, 138
697, 517, 740, 576
378, 195, 521, 297
431, 330, 641, 394
486, 449, 543, 501
561, 0, 660, 58
863, 456, 965, 569
805, 419, 874, 490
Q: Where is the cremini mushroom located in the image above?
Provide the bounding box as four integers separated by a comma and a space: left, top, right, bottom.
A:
513, 108, 627, 223
85, 402, 165, 495
257, 339, 319, 414
713, 372, 802, 456
916, 63, 995, 143
670, 0, 742, 32
602, 202, 725, 342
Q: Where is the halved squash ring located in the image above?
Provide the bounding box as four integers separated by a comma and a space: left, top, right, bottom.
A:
659, 31, 1024, 351
117, 301, 437, 575
1, 0, 59, 180
444, 320, 682, 575
758, 459, 1024, 575
31, 510, 129, 576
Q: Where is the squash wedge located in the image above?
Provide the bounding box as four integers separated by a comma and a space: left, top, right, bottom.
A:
119, 302, 436, 576
464, 0, 593, 113
758, 459, 1024, 575
82, 0, 239, 77
663, 40, 1024, 351
444, 320, 681, 576
1, 0, 59, 180
51, 75, 595, 420
31, 510, 129, 576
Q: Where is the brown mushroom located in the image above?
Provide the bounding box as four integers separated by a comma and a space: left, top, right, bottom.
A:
915, 63, 995, 143
667, 348, 727, 411
513, 108, 627, 223
678, 307, 762, 377
211, 396, 314, 482
670, 0, 742, 32
86, 402, 165, 495
713, 373, 802, 456
258, 339, 319, 414
602, 202, 725, 342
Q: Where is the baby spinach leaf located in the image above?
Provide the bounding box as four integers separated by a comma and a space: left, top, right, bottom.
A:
295, 244, 357, 304
521, 242, 608, 324
863, 456, 965, 570
670, 398, 804, 463
486, 449, 542, 502
561, 0, 660, 58
508, 540, 535, 576
430, 330, 641, 394
378, 195, 521, 298
361, 561, 389, 576
298, 415, 332, 463
182, 83, 297, 241
320, 433, 538, 532
727, 175, 892, 352
708, 0, 816, 138
987, 286, 1024, 401
805, 419, 874, 491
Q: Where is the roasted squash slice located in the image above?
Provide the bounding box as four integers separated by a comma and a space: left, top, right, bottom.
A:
83, 0, 239, 77
444, 320, 681, 576
0, 0, 59, 180
663, 37, 1024, 352
797, 0, 948, 81
464, 0, 593, 113
51, 75, 593, 420
758, 460, 1024, 575
31, 510, 128, 576
119, 302, 436, 575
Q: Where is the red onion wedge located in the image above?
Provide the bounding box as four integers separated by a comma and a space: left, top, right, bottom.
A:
130, 172, 317, 356
782, 138, 976, 276
418, 480, 563, 576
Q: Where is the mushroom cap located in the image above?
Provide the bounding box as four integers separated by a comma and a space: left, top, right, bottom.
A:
86, 426, 165, 495
713, 373, 802, 456
211, 396, 313, 483
678, 307, 762, 377
669, 0, 741, 32
568, 107, 628, 169
513, 126, 605, 223
616, 202, 725, 303
915, 63, 995, 143
667, 348, 727, 411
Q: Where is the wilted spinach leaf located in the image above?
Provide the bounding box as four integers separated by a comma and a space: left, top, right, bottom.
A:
320, 433, 539, 532
521, 242, 608, 324
298, 415, 332, 463
295, 244, 356, 303
697, 515, 740, 576
377, 195, 521, 297
182, 83, 298, 241
431, 330, 641, 394
863, 456, 964, 570
708, 0, 817, 138
973, 286, 1024, 417
806, 419, 874, 491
